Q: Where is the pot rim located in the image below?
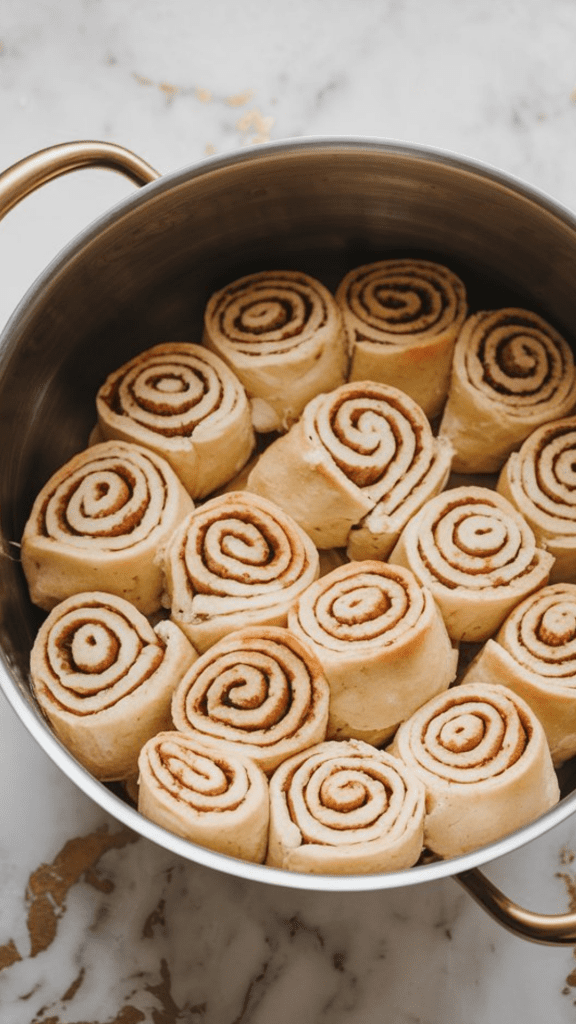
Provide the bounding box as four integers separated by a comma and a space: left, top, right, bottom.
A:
4, 132, 576, 350
2, 133, 576, 892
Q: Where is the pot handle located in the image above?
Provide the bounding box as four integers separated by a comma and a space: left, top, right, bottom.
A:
456, 867, 576, 945
0, 140, 159, 220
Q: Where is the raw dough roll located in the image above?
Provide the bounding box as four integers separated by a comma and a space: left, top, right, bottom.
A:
388, 485, 554, 642
21, 441, 194, 615
203, 269, 347, 432
29, 592, 198, 780
95, 342, 255, 498
267, 739, 425, 874
462, 584, 576, 766
137, 730, 269, 863
336, 258, 467, 418
390, 682, 559, 858
171, 626, 330, 774
163, 491, 319, 651
346, 430, 453, 561
497, 416, 576, 584
247, 380, 453, 552
439, 308, 576, 473
288, 561, 458, 745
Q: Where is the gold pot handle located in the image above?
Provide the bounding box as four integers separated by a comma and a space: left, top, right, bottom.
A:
0, 140, 159, 220
456, 867, 576, 944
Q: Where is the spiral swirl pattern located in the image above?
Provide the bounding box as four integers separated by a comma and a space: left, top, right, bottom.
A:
98, 343, 246, 436
164, 491, 319, 651
267, 740, 425, 873
497, 417, 576, 584
310, 381, 443, 505
96, 343, 254, 497
512, 421, 576, 520
291, 562, 426, 652
247, 380, 453, 551
464, 584, 576, 765
415, 489, 536, 589
34, 593, 165, 714
172, 626, 329, 773
21, 441, 194, 614
141, 732, 259, 813
138, 730, 269, 863
337, 259, 467, 345
335, 259, 467, 418
511, 421, 576, 526
439, 307, 576, 473
284, 748, 422, 842
29, 591, 197, 780
40, 443, 173, 550
458, 308, 574, 411
203, 270, 347, 431
205, 270, 337, 354
391, 682, 559, 857
288, 560, 457, 744
500, 585, 576, 681
399, 685, 530, 784
389, 485, 553, 642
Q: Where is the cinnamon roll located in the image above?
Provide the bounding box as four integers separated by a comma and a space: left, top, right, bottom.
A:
439, 308, 576, 473
29, 592, 198, 780
390, 682, 559, 858
95, 343, 255, 498
288, 561, 458, 745
346, 430, 453, 561
497, 416, 576, 584
171, 625, 330, 774
203, 269, 347, 432
137, 731, 269, 863
462, 584, 576, 766
336, 259, 467, 419
163, 491, 319, 651
21, 441, 194, 615
388, 485, 554, 642
267, 740, 426, 874
246, 380, 453, 552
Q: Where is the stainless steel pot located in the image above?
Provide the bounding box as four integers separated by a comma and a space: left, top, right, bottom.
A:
2, 137, 576, 944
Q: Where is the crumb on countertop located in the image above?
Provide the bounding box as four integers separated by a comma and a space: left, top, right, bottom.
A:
159, 81, 180, 98
236, 108, 274, 144
226, 89, 255, 107
132, 71, 153, 86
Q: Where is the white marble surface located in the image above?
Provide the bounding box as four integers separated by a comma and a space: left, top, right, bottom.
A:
4, 1, 576, 1021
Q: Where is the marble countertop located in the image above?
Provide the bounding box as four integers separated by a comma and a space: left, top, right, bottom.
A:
3, 1, 576, 1021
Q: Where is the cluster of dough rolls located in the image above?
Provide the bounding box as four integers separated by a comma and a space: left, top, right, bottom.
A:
22, 259, 575, 874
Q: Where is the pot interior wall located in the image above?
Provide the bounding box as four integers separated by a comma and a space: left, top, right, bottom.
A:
2, 141, 576, 796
